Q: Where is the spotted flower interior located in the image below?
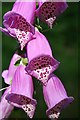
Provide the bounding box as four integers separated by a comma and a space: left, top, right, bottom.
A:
26, 55, 59, 85
6, 93, 36, 106
49, 112, 60, 119
3, 12, 35, 50
39, 2, 58, 21
6, 93, 36, 118
47, 98, 73, 119
22, 104, 35, 118
15, 29, 32, 50
4, 12, 33, 33
37, 2, 67, 28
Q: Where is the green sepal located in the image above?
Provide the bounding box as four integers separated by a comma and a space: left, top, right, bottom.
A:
21, 58, 28, 66
10, 79, 12, 85
14, 58, 21, 66
36, 2, 38, 8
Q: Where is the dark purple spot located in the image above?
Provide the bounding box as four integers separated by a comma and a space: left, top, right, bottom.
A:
54, 7, 56, 9
28, 108, 31, 111
46, 11, 48, 13
40, 73, 43, 78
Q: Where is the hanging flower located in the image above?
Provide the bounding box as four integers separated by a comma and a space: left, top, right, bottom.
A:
26, 28, 60, 85
2, 52, 21, 85
0, 86, 14, 119
43, 74, 74, 119
6, 65, 37, 118
0, 0, 36, 50
36, 0, 68, 28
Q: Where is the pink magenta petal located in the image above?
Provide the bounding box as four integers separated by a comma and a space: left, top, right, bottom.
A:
43, 74, 74, 119
26, 29, 60, 85
3, 0, 36, 35
1, 1, 36, 50
36, 0, 68, 28
0, 86, 14, 119
6, 65, 37, 118
0, 27, 16, 37
2, 53, 21, 85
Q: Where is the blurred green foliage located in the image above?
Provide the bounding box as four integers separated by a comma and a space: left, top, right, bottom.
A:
2, 2, 79, 119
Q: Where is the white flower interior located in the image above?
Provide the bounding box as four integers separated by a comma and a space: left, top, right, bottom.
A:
15, 29, 31, 50
22, 104, 35, 118
49, 112, 60, 119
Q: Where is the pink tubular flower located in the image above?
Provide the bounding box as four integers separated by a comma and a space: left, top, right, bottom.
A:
43, 74, 74, 119
25, 28, 60, 85
0, 86, 14, 119
36, 0, 68, 28
6, 65, 37, 118
0, 0, 36, 50
2, 52, 21, 85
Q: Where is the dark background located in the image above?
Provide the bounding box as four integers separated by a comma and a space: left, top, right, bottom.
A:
2, 2, 79, 119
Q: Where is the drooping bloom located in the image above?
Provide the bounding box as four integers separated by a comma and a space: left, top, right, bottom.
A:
0, 0, 36, 50
36, 0, 68, 28
6, 65, 37, 118
2, 52, 21, 85
0, 86, 14, 119
26, 28, 60, 85
43, 74, 74, 119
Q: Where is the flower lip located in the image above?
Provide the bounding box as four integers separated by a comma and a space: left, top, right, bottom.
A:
3, 11, 35, 35
0, 27, 15, 37
38, 2, 68, 20
46, 97, 74, 117
26, 54, 60, 72
25, 55, 60, 85
6, 93, 37, 107
36, 1, 68, 28
6, 92, 37, 118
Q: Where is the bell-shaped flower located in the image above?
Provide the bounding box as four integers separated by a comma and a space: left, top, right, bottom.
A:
0, 86, 14, 119
0, 0, 36, 50
43, 74, 74, 119
2, 52, 21, 85
6, 65, 37, 118
36, 0, 68, 28
25, 28, 60, 85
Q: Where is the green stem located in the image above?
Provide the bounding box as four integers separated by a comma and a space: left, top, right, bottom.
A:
35, 24, 42, 31
37, 18, 40, 25
42, 28, 52, 33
